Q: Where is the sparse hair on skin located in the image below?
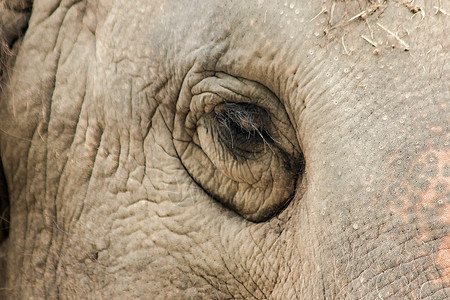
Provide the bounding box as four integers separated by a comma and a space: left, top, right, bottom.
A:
0, 2, 32, 88
0, 29, 12, 87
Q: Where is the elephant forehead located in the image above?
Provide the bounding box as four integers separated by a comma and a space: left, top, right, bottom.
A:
100, 0, 448, 72
99, 0, 448, 124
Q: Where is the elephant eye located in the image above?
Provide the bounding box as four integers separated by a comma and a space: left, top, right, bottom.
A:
213, 103, 273, 153
173, 72, 303, 222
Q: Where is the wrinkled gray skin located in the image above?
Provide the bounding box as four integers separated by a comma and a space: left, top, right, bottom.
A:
0, 0, 449, 298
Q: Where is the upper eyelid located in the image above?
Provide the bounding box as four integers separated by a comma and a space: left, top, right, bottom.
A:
190, 73, 263, 100
191, 82, 251, 102
189, 75, 281, 116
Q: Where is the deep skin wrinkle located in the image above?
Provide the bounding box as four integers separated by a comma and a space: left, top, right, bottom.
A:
0, 0, 449, 298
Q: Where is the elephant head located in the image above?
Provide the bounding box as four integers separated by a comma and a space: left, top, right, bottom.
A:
0, 0, 449, 298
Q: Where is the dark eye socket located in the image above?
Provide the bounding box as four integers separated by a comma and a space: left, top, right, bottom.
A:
213, 103, 273, 152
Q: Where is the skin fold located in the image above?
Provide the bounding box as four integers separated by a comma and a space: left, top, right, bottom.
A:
0, 0, 449, 298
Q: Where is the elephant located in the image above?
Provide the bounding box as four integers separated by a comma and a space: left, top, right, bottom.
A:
0, 0, 449, 298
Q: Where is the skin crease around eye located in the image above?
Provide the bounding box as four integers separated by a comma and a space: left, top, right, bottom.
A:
173, 72, 303, 221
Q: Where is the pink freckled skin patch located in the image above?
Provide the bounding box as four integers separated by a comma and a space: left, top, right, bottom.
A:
396, 150, 448, 221
390, 147, 450, 285
432, 150, 450, 284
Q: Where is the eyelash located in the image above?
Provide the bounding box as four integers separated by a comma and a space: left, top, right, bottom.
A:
212, 103, 273, 151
